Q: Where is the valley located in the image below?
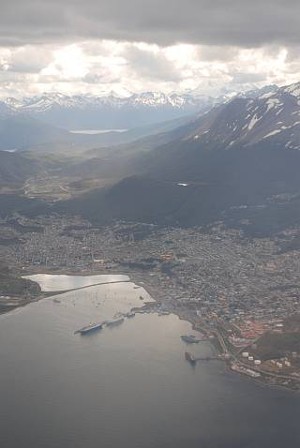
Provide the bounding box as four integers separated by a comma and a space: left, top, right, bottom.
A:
1, 3, 300, 447
0, 81, 300, 390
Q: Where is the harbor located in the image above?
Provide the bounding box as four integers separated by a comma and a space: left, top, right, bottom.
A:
0, 274, 299, 448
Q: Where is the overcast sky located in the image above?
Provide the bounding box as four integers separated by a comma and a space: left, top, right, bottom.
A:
0, 0, 299, 97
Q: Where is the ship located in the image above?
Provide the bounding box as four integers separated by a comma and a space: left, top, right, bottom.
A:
106, 317, 125, 327
185, 352, 197, 364
75, 322, 103, 335
158, 311, 169, 316
181, 335, 200, 344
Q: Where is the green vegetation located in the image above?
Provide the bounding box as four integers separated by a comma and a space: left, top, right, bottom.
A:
0, 262, 41, 298
254, 332, 300, 361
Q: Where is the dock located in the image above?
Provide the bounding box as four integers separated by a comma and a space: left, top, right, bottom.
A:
185, 352, 221, 364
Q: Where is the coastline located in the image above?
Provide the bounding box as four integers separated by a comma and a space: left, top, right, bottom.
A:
1, 266, 300, 392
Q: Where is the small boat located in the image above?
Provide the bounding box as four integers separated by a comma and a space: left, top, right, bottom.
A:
125, 312, 135, 318
106, 317, 124, 327
185, 352, 197, 364
75, 322, 103, 335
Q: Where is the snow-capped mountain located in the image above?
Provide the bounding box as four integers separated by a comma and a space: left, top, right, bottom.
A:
184, 81, 300, 150
2, 91, 207, 112
0, 88, 260, 130
0, 91, 214, 130
61, 82, 300, 233
0, 82, 298, 139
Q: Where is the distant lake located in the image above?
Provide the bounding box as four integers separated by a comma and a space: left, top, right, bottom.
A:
70, 129, 128, 135
0, 275, 299, 448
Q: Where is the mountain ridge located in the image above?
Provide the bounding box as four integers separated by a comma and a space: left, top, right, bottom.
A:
0, 85, 279, 130
57, 81, 300, 236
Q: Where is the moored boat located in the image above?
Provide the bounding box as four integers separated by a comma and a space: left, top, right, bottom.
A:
185, 352, 197, 364
75, 322, 103, 335
106, 317, 124, 327
181, 335, 200, 344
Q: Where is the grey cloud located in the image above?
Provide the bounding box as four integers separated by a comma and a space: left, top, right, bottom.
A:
286, 46, 300, 61
197, 46, 239, 62
83, 71, 120, 84
7, 46, 54, 73
122, 46, 183, 81
0, 1, 299, 47
231, 73, 268, 84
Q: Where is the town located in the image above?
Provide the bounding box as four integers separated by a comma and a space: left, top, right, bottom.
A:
1, 213, 300, 389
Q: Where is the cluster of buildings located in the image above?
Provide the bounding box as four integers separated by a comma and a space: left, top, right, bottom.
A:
1, 214, 299, 383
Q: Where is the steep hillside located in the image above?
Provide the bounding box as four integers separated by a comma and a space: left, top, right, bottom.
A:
57, 176, 198, 226
0, 116, 70, 150
0, 151, 40, 185
134, 82, 300, 178
181, 82, 300, 150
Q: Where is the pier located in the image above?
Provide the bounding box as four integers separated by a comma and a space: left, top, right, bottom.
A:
185, 352, 222, 364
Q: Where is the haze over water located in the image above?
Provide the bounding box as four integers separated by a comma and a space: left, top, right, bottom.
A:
0, 275, 299, 448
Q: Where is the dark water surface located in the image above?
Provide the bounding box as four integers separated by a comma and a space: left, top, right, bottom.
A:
0, 278, 299, 448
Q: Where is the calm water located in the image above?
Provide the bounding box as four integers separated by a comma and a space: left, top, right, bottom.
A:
70, 129, 127, 134
0, 276, 299, 448
24, 274, 130, 291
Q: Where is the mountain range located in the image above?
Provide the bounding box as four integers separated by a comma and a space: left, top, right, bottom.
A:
1, 81, 300, 236
0, 83, 289, 152
0, 90, 244, 130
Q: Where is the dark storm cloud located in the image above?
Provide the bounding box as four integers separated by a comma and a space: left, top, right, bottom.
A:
0, 0, 299, 47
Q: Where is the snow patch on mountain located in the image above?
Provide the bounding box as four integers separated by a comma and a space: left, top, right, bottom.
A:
185, 81, 300, 150
248, 114, 261, 131
263, 129, 282, 139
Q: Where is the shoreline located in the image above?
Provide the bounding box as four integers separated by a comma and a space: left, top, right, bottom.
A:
2, 267, 300, 392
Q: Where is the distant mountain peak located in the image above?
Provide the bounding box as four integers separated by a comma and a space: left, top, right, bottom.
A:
0, 90, 218, 130
0, 82, 298, 133
282, 81, 300, 99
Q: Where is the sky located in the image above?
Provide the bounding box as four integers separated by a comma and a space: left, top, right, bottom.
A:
0, 0, 299, 98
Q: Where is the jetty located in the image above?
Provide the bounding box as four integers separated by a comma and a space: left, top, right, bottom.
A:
185, 352, 221, 365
